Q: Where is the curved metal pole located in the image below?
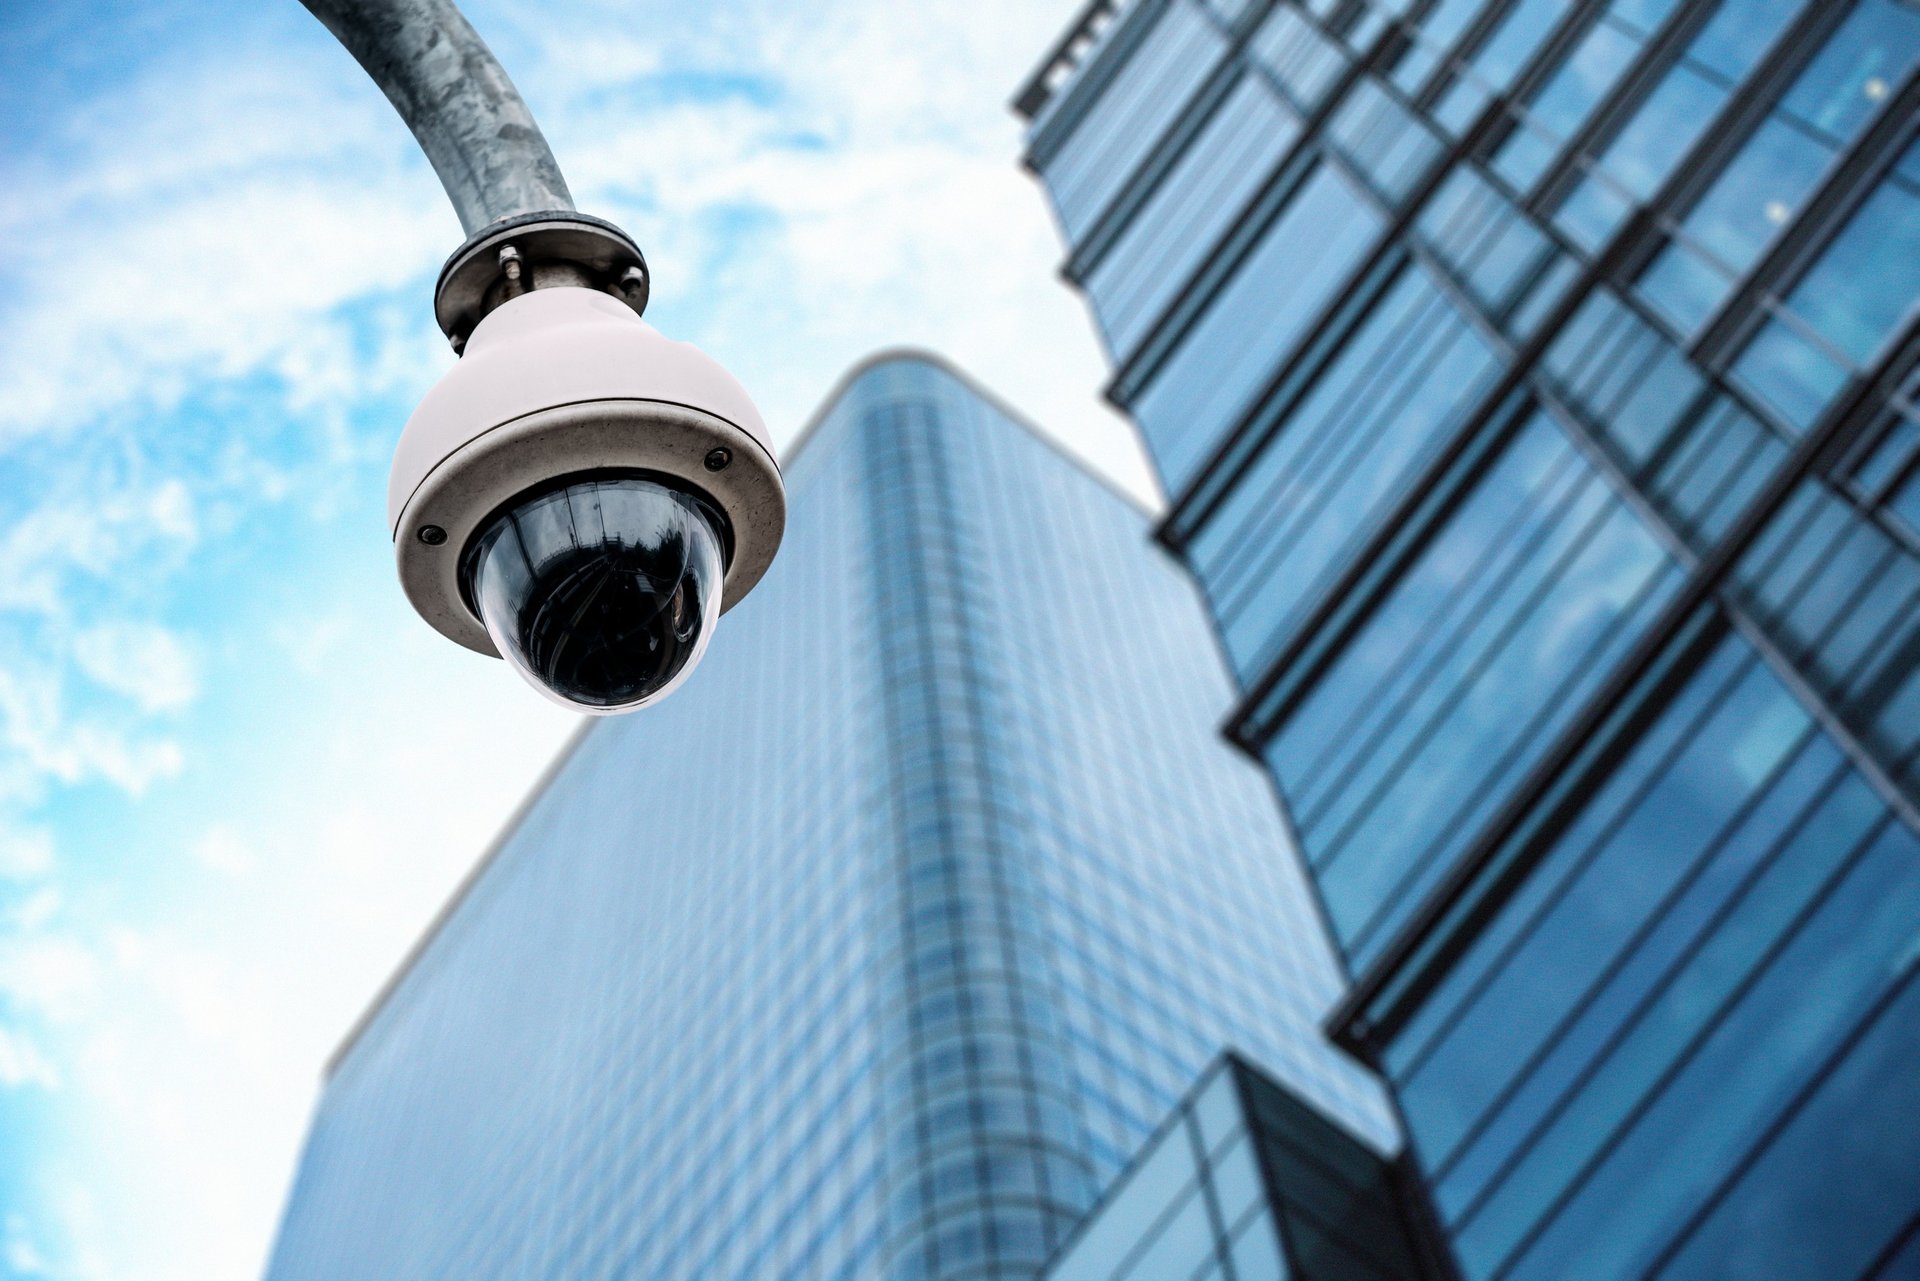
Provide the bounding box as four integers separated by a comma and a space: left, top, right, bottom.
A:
301, 0, 573, 234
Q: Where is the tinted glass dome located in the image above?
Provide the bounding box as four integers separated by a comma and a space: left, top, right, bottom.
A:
466, 475, 726, 714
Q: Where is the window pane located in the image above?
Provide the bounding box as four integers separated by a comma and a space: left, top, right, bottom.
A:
1087, 75, 1302, 358
1134, 164, 1386, 492
1657, 974, 1920, 1280
1044, 3, 1230, 240
1192, 265, 1504, 682
1769, 139, 1920, 364
1269, 415, 1678, 962
1501, 815, 1920, 1279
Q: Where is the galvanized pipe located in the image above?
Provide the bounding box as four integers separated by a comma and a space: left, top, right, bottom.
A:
300, 0, 573, 233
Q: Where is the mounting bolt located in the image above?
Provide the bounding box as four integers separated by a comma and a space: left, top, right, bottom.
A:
498, 244, 523, 281
704, 447, 732, 472
615, 264, 650, 317
417, 525, 448, 546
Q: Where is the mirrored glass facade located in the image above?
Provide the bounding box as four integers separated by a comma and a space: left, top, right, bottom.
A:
1042, 1054, 1448, 1281
1021, 1, 1920, 1276
263, 354, 1395, 1281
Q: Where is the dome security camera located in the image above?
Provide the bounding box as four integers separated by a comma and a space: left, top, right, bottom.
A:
391, 214, 785, 715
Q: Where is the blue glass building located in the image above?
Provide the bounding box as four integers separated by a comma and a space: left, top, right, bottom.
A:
1020, 1, 1920, 1277
1043, 1053, 1449, 1281
262, 353, 1397, 1281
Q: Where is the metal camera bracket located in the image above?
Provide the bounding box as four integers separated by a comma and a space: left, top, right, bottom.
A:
433, 210, 651, 354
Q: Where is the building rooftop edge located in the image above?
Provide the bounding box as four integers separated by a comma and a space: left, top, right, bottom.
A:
782, 347, 1158, 521
1011, 0, 1125, 121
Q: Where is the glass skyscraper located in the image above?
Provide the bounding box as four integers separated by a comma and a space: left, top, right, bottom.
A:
1020, 1, 1920, 1277
262, 353, 1396, 1281
1043, 1054, 1449, 1281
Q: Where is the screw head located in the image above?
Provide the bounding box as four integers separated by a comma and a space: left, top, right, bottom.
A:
417, 525, 448, 546
704, 447, 733, 472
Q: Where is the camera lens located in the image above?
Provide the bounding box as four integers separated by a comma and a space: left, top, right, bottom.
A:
467, 475, 726, 714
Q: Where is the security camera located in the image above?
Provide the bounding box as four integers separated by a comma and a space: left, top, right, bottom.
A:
390, 213, 786, 714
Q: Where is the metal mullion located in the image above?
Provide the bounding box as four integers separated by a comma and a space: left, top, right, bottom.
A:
1159, 56, 1539, 543
1834, 406, 1906, 492
1013, 0, 1124, 119
1065, 3, 1274, 284
1522, 0, 1725, 217
1412, 0, 1529, 112
1864, 493, 1920, 561
1788, 520, 1920, 684
1412, 724, 1834, 1184
1718, 597, 1920, 837
1292, 441, 1609, 840
1474, 0, 1628, 157
1186, 260, 1423, 596
1853, 418, 1920, 512
1105, 26, 1385, 409
1559, 858, 1917, 1281
1159, 248, 1411, 550
1334, 600, 1733, 1049
1224, 208, 1671, 749
1626, 0, 1854, 240
1280, 420, 1589, 818
1428, 165, 1510, 264
1474, 0, 1626, 162
1329, 311, 1920, 1060
1735, 476, 1920, 710
1324, 0, 1374, 43
1022, 0, 1175, 161
1231, 1063, 1314, 1281
1185, 1109, 1240, 1281
1672, 418, 1807, 547
1333, 499, 1683, 963
1855, 1205, 1920, 1281
1690, 67, 1920, 369
1225, 390, 1540, 752
1211, 282, 1463, 624
1452, 804, 1892, 1270
1617, 379, 1724, 503
1105, 146, 1317, 408
1736, 479, 1891, 648
1844, 386, 1920, 523
1528, 383, 1726, 578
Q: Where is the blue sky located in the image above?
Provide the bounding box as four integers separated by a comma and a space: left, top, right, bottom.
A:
0, 2, 1145, 1276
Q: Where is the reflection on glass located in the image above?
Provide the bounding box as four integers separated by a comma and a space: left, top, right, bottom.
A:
1639, 0, 1920, 335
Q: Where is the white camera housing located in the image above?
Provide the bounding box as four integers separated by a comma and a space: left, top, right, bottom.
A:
389, 284, 786, 667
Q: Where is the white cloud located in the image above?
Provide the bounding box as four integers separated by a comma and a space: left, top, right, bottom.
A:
190, 827, 255, 878
0, 474, 203, 817
0, 43, 453, 451
0, 479, 198, 619
5, 1212, 54, 1274
0, 826, 55, 881
0, 934, 101, 1026
0, 663, 185, 801
70, 621, 199, 714
9, 889, 64, 934
0, 1025, 63, 1091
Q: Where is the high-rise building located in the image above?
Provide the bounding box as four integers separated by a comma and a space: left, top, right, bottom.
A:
1042, 1053, 1450, 1281
262, 353, 1399, 1281
1019, 1, 1920, 1277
